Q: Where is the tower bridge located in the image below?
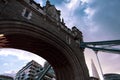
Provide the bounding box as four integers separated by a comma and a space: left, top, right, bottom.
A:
0, 0, 89, 80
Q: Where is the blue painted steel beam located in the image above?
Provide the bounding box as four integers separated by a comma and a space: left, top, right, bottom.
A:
80, 40, 120, 53
84, 46, 120, 53
80, 40, 120, 46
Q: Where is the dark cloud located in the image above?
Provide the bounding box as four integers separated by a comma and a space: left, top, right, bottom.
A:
63, 0, 71, 3
74, 2, 87, 17
71, 0, 120, 42
87, 0, 120, 40
49, 0, 65, 5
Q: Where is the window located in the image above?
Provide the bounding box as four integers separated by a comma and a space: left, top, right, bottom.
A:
22, 8, 32, 20
66, 35, 71, 44
24, 10, 30, 17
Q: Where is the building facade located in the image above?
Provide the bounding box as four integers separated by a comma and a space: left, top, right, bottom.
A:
15, 60, 55, 80
15, 60, 43, 80
0, 75, 13, 80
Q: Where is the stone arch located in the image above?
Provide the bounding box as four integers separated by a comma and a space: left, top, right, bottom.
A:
0, 20, 88, 80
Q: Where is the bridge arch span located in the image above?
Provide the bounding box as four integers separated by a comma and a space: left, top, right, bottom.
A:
0, 20, 88, 80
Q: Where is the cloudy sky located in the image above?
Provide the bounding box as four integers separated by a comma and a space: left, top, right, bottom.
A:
0, 0, 120, 79
0, 48, 46, 77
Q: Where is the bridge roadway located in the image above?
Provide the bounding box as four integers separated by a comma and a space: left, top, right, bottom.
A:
0, 0, 90, 80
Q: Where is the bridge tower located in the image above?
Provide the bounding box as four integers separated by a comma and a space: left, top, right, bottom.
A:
0, 0, 89, 80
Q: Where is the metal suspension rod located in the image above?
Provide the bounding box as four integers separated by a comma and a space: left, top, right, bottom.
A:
36, 65, 51, 80
94, 51, 104, 80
